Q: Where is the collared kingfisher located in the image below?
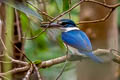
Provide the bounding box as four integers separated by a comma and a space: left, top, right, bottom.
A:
41, 19, 104, 63
55, 19, 103, 63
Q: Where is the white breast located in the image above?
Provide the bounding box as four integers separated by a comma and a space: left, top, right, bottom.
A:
66, 45, 85, 56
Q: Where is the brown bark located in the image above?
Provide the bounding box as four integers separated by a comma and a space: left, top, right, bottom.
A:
77, 0, 118, 80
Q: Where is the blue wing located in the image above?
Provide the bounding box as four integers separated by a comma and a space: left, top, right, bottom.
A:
62, 30, 92, 51
62, 30, 103, 63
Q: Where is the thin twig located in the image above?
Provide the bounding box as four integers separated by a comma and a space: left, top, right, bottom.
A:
50, 0, 84, 22
6, 31, 32, 63
55, 60, 67, 80
5, 33, 31, 64
15, 9, 22, 41
25, 25, 49, 40
5, 54, 28, 65
0, 37, 7, 50
55, 44, 69, 80
26, 1, 53, 20
0, 66, 30, 76
40, 0, 48, 21
0, 36, 27, 65
23, 64, 33, 80
33, 64, 42, 80
65, 44, 69, 56
77, 8, 114, 24
84, 0, 113, 8
76, 0, 119, 24
0, 75, 10, 80
13, 45, 32, 63
110, 49, 120, 64
110, 49, 120, 59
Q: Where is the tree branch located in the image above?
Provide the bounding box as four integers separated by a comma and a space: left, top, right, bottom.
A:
50, 0, 84, 22
0, 66, 30, 77
77, 0, 118, 24
39, 0, 120, 24
33, 64, 42, 80
77, 8, 114, 24
23, 64, 33, 80
1, 49, 120, 78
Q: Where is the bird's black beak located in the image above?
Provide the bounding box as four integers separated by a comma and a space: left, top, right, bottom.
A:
41, 22, 62, 28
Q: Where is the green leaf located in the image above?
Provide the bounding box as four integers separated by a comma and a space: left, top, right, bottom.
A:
55, 0, 63, 12
33, 60, 42, 64
2, 0, 43, 21
63, 0, 69, 11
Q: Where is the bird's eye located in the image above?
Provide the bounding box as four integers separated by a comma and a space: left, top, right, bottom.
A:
61, 22, 67, 25
58, 21, 66, 26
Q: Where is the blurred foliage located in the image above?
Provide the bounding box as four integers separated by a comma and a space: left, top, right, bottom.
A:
63, 0, 69, 11
47, 0, 80, 22
55, 0, 63, 12
2, 0, 43, 21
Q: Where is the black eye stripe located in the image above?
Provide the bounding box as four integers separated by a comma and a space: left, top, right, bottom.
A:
58, 20, 76, 27
61, 22, 67, 25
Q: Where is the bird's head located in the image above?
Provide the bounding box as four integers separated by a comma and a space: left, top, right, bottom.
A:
41, 19, 79, 32
57, 19, 76, 27
57, 19, 79, 32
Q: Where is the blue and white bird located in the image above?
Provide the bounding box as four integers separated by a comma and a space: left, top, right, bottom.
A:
56, 19, 103, 63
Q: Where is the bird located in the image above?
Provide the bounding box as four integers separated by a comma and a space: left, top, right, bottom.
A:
56, 19, 103, 63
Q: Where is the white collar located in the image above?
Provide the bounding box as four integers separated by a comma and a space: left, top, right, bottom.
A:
61, 27, 79, 32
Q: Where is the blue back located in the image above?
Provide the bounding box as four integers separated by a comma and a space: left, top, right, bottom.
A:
62, 30, 92, 52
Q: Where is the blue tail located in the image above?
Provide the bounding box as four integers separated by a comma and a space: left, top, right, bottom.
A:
82, 52, 104, 63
